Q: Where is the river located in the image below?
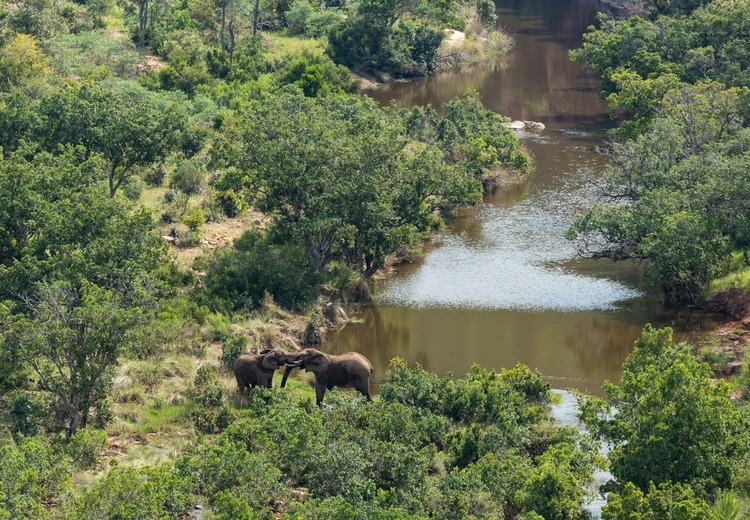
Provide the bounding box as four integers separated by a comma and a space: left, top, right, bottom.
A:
327, 0, 718, 396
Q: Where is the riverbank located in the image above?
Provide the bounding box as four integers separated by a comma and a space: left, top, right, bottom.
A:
357, 27, 513, 91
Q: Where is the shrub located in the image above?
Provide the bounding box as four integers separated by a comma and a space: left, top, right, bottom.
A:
603, 481, 712, 520
144, 164, 167, 187
200, 230, 324, 312
380, 358, 450, 415
220, 334, 250, 370
179, 443, 288, 510
0, 436, 71, 519
182, 206, 205, 232
68, 463, 195, 519
286, 1, 315, 34
2, 390, 46, 437
67, 427, 109, 469
278, 50, 360, 97
212, 492, 272, 520
304, 439, 375, 500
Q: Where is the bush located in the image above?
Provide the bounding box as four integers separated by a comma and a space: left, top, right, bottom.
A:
286, 1, 315, 34
304, 439, 375, 500
278, 50, 360, 97
144, 164, 167, 187
2, 390, 46, 437
0, 436, 71, 519
200, 230, 324, 312
182, 206, 205, 232
179, 443, 288, 512
68, 463, 195, 519
67, 427, 109, 469
220, 334, 250, 370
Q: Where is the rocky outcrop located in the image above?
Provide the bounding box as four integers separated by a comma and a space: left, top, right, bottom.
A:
504, 120, 545, 131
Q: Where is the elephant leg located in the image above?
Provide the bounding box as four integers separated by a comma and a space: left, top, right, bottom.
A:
355, 381, 372, 402
315, 383, 326, 406
235, 376, 245, 394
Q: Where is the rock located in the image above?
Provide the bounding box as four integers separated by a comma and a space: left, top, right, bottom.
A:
524, 120, 546, 131
505, 120, 526, 130
253, 219, 263, 227
724, 361, 744, 376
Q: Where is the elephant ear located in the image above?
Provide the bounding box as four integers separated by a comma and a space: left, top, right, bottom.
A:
303, 350, 330, 372
260, 351, 281, 370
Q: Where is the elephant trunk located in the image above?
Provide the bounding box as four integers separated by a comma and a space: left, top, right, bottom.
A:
280, 362, 300, 388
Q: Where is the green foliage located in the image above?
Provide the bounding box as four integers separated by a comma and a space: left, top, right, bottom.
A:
68, 463, 195, 519
0, 144, 170, 435
46, 30, 141, 79
0, 436, 71, 519
169, 159, 205, 211
66, 427, 108, 469
381, 359, 549, 426
581, 325, 750, 499
213, 88, 484, 276
328, 13, 445, 76
567, 83, 750, 302
603, 481, 713, 519
178, 441, 288, 514
278, 50, 360, 96
0, 34, 49, 95
515, 444, 591, 520
1, 390, 46, 436
219, 333, 249, 370
199, 229, 324, 312
38, 81, 188, 197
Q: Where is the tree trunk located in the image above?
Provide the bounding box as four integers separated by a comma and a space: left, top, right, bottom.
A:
252, 0, 260, 40
137, 0, 148, 47
220, 1, 227, 51
228, 19, 236, 73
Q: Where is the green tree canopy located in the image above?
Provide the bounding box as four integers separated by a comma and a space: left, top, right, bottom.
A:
580, 325, 750, 499
38, 81, 187, 197
0, 147, 170, 435
214, 87, 480, 275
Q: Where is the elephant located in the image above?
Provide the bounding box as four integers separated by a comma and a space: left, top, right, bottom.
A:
280, 348, 373, 406
232, 348, 291, 393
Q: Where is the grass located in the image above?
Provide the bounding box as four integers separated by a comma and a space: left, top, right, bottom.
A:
262, 31, 327, 61
707, 252, 750, 296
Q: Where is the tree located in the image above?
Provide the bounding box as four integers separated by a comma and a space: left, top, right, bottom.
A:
0, 34, 49, 95
580, 325, 749, 499
214, 87, 480, 275
567, 83, 749, 302
39, 81, 186, 197
0, 148, 169, 436
5, 283, 148, 436
169, 159, 204, 214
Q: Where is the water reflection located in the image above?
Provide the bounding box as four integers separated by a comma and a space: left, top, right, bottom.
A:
328, 0, 717, 394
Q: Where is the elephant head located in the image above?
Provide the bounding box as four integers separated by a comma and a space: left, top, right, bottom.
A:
234, 348, 293, 393
278, 348, 329, 388
258, 348, 292, 370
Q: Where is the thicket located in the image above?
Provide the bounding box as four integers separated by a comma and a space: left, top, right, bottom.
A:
567, 0, 750, 303
1, 362, 606, 519
581, 325, 750, 518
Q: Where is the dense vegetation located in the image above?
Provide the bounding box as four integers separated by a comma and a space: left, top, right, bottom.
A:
2, 0, 750, 517
566, 0, 750, 303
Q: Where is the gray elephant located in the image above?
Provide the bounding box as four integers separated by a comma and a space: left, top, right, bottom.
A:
233, 348, 291, 393
280, 348, 373, 405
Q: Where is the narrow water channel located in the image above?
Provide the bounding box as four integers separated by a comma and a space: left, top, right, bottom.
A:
328, 0, 718, 395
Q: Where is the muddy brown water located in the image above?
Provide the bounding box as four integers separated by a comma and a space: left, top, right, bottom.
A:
327, 0, 719, 396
